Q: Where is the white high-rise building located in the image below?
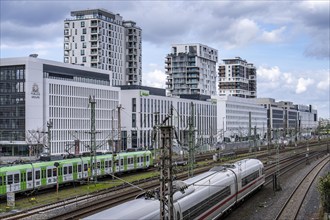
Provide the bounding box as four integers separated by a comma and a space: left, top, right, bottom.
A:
165, 43, 218, 96
218, 57, 257, 98
64, 9, 142, 86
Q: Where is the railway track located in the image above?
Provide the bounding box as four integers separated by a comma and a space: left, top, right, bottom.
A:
1, 144, 327, 219
275, 155, 329, 220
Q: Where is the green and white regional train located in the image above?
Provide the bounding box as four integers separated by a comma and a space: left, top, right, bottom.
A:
0, 150, 153, 197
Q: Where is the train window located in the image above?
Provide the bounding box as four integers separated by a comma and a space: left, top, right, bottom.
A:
64, 167, 68, 175
137, 157, 140, 163
69, 166, 73, 174
27, 172, 32, 181
97, 162, 101, 169
146, 156, 149, 162
14, 174, 19, 183
36, 170, 40, 180
53, 168, 57, 176
84, 164, 88, 171
141, 157, 144, 162
47, 169, 52, 178
7, 175, 13, 185
78, 164, 82, 172
105, 161, 109, 167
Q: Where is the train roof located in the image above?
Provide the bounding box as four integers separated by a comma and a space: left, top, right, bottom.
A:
84, 198, 160, 220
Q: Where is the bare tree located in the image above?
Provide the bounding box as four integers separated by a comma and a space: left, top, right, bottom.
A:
25, 129, 48, 156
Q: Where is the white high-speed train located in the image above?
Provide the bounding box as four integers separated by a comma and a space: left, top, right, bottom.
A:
85, 158, 265, 220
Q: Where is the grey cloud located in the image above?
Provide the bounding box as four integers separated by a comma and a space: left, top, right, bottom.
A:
0, 1, 68, 26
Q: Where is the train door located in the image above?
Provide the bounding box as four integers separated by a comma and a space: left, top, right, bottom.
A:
127, 157, 134, 170
63, 164, 73, 182
26, 169, 34, 190
0, 173, 5, 195
83, 162, 88, 178
100, 159, 105, 176
77, 163, 82, 179
96, 159, 101, 176
46, 166, 57, 185
119, 157, 125, 172
145, 154, 150, 167
104, 159, 112, 174
34, 169, 41, 187
6, 172, 20, 193
136, 156, 141, 169
20, 170, 27, 191
72, 163, 78, 181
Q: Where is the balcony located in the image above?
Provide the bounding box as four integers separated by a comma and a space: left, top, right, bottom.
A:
64, 29, 71, 36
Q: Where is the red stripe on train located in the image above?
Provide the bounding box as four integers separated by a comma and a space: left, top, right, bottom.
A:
198, 176, 265, 220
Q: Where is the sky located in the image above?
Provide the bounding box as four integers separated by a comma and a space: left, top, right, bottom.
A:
1, 0, 329, 119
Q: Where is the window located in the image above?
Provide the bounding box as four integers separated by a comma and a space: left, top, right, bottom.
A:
27, 172, 32, 181
53, 168, 57, 176
82, 57, 86, 62
84, 164, 88, 171
82, 28, 86, 34
81, 36, 85, 42
47, 169, 52, 178
64, 167, 68, 175
78, 164, 82, 172
81, 21, 85, 27
132, 113, 136, 128
35, 170, 40, 179
81, 50, 85, 55
120, 159, 124, 166
7, 175, 13, 185
69, 166, 72, 174
82, 42, 86, 48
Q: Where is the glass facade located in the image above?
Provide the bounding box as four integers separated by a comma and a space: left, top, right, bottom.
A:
0, 65, 27, 156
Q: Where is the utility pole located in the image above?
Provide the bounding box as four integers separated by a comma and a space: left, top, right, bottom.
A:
47, 121, 53, 155
249, 112, 252, 152
117, 105, 122, 152
159, 106, 174, 220
111, 109, 116, 178
89, 95, 97, 183
274, 129, 281, 191
188, 102, 195, 178
254, 126, 257, 157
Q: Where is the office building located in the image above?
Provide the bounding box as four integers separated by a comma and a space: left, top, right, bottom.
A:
0, 56, 120, 156
165, 43, 218, 96
64, 9, 142, 86
120, 85, 217, 152
214, 96, 267, 143
218, 57, 256, 98
257, 98, 318, 139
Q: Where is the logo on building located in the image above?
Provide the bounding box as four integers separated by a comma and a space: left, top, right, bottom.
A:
140, 90, 150, 97
31, 83, 40, 99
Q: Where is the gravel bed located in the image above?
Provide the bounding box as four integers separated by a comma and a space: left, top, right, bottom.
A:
224, 155, 329, 220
